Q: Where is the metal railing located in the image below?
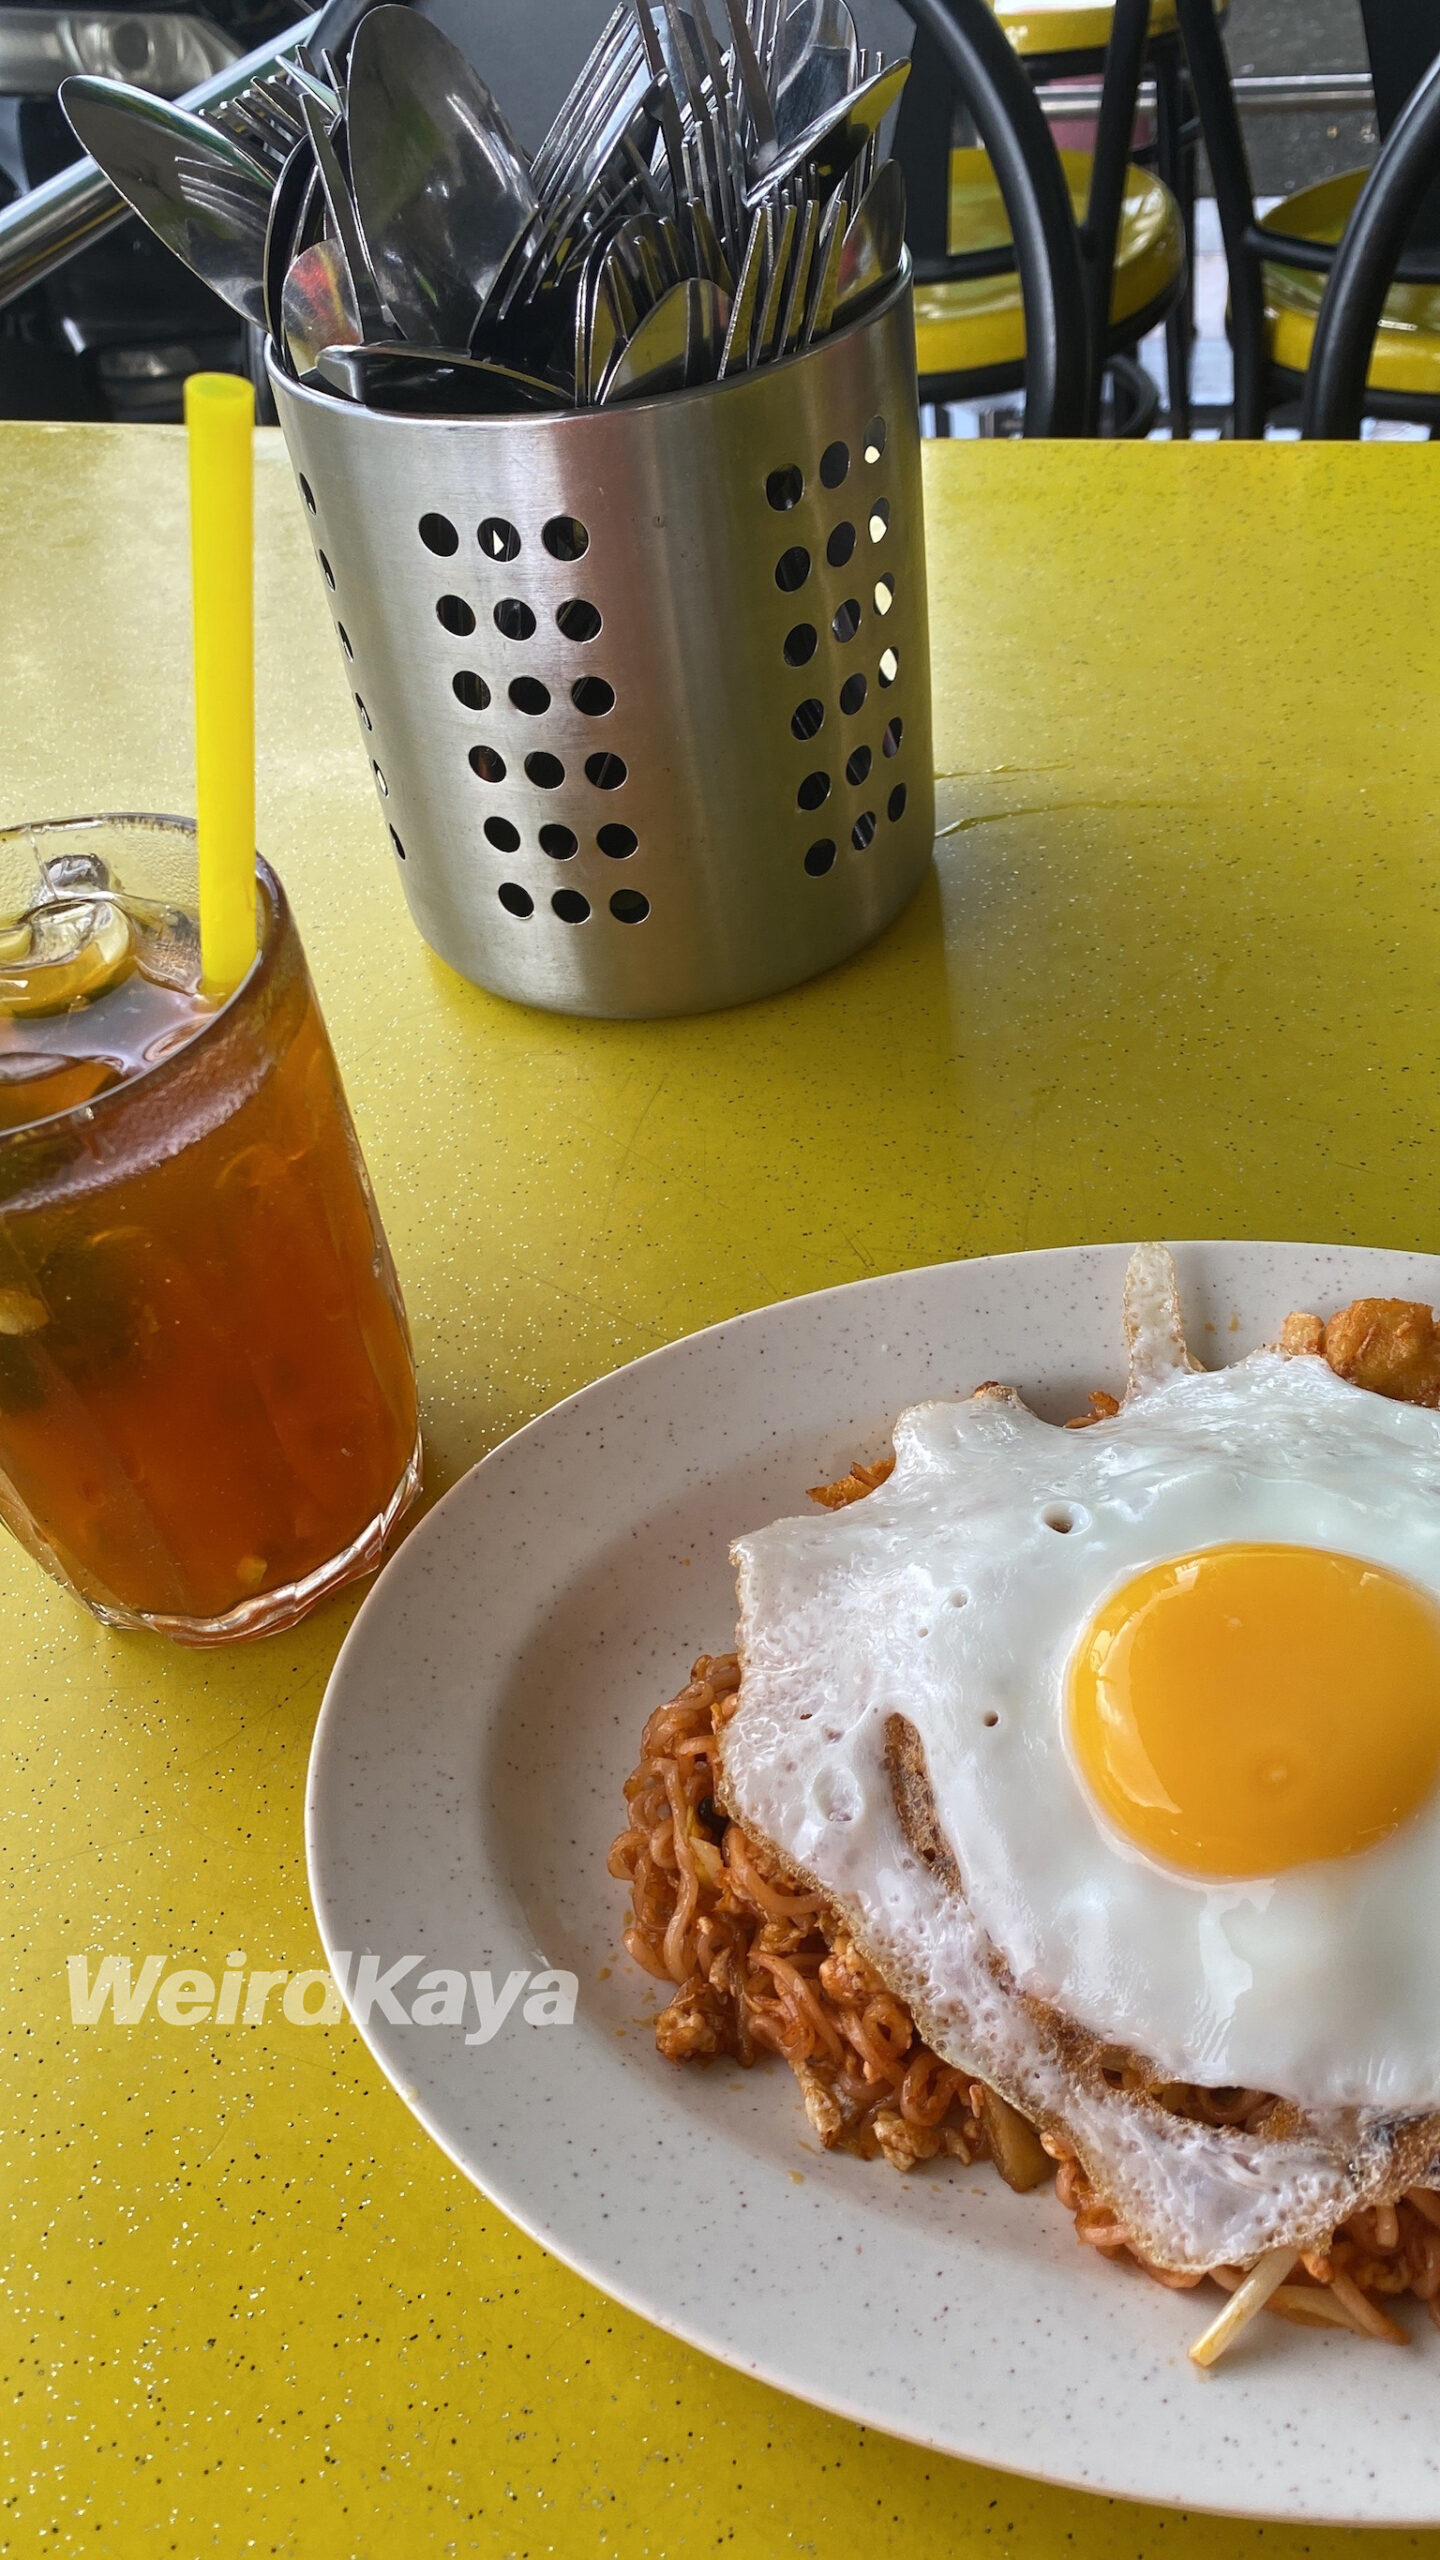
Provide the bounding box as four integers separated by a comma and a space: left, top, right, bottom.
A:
1036, 68, 1375, 118
0, 8, 319, 308
0, 8, 241, 98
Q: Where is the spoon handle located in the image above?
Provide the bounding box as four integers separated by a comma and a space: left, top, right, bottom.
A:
298, 90, 386, 341
629, 0, 696, 262
717, 0, 779, 171
801, 183, 846, 343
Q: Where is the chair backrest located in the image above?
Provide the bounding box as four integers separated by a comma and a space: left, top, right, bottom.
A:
1359, 0, 1440, 138
889, 0, 1088, 434
1302, 46, 1440, 436
1357, 0, 1440, 245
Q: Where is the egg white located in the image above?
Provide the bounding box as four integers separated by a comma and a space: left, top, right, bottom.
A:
725, 1342, 1440, 2121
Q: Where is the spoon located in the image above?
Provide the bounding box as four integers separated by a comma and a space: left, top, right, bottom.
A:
347, 5, 537, 349
313, 341, 568, 412
833, 155, 906, 322
744, 56, 908, 206
60, 75, 272, 325
297, 89, 388, 342
775, 38, 858, 149
571, 236, 606, 402
282, 237, 362, 377
263, 135, 319, 350
600, 276, 727, 402
586, 272, 628, 404
774, 0, 858, 90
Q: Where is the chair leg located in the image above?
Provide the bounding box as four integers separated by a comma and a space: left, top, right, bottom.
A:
1154, 43, 1193, 437
1173, 0, 1269, 436
1163, 291, 1192, 439
1079, 0, 1153, 434
1228, 270, 1271, 438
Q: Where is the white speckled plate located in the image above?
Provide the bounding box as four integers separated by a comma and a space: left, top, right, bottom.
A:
307, 1242, 1440, 2525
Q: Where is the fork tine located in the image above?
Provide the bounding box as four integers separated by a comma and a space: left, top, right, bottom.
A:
534, 5, 632, 190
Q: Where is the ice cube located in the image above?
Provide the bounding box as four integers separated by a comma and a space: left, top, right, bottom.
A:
0, 895, 132, 1016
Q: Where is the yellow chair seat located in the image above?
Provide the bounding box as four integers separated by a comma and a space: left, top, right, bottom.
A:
1262, 171, 1440, 399
995, 0, 1181, 55
913, 147, 1183, 380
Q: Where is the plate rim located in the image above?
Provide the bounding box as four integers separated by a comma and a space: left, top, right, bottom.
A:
307, 1237, 1440, 2526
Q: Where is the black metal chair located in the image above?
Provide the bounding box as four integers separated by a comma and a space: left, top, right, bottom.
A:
1304, 49, 1440, 438
988, 0, 1222, 436
890, 0, 1089, 431
1176, 0, 1440, 435
895, 0, 1185, 436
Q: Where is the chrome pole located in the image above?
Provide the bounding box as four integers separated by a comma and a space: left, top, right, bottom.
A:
1035, 69, 1375, 121
0, 10, 320, 309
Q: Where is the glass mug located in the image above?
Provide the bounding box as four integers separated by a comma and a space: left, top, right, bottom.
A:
0, 815, 419, 1640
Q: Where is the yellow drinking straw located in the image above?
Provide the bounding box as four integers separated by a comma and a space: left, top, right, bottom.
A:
185, 371, 257, 997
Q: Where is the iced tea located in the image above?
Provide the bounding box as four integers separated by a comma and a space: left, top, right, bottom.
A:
0, 816, 419, 1638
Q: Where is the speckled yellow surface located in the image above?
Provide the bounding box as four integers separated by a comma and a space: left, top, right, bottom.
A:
4, 426, 1440, 2558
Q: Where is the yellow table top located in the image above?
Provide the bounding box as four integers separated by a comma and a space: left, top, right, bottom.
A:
4, 423, 1440, 2559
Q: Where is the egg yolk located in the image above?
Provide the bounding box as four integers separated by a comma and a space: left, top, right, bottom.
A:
1066, 1543, 1440, 1877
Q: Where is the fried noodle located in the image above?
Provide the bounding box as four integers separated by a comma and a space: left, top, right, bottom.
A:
609, 1651, 1440, 2343
610, 1311, 1440, 2350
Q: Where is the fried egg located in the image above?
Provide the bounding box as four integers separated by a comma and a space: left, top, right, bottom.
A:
719, 1245, 1440, 2269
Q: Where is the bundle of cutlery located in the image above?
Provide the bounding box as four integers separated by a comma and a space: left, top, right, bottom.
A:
61, 0, 909, 412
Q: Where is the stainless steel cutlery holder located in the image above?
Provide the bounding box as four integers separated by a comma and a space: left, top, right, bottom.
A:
272, 266, 932, 1018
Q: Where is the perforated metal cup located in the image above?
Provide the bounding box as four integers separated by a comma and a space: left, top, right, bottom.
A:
270, 269, 932, 1019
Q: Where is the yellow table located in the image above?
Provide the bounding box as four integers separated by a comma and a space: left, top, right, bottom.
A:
4, 425, 1440, 2559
